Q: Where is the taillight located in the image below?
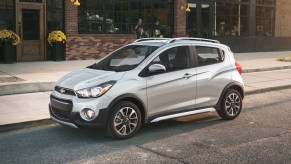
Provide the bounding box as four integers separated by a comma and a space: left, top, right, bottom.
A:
235, 61, 242, 75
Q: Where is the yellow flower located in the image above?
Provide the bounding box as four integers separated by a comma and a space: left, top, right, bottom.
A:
47, 30, 66, 46
0, 30, 20, 46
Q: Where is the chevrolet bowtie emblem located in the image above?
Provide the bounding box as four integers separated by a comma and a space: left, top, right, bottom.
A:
60, 88, 65, 94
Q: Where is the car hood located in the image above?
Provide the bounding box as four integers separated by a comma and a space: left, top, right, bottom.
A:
56, 68, 125, 90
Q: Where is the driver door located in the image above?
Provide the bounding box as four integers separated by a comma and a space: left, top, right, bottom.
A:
145, 46, 197, 117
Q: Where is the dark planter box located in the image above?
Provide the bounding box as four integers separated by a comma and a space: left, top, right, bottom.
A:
52, 42, 65, 61
1, 42, 15, 64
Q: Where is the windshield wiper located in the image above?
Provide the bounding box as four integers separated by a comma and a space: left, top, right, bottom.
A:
87, 64, 115, 71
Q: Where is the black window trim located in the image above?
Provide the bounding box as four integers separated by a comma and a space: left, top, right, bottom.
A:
139, 46, 195, 77
193, 45, 225, 67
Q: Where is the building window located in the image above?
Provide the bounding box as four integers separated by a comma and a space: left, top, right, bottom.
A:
256, 0, 275, 36
78, 0, 173, 37
47, 0, 64, 32
46, 0, 64, 60
215, 0, 250, 37
0, 0, 14, 30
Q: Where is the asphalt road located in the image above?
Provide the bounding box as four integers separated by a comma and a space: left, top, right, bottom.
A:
1, 89, 291, 164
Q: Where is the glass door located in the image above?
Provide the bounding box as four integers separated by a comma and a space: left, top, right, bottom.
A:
186, 1, 213, 38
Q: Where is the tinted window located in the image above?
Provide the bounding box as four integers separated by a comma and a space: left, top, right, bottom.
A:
196, 46, 223, 66
152, 46, 190, 72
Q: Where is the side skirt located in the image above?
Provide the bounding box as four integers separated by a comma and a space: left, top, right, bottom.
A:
150, 108, 216, 123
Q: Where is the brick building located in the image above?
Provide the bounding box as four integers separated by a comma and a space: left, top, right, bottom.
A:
0, 0, 291, 62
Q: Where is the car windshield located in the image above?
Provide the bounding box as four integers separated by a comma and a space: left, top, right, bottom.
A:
88, 45, 159, 72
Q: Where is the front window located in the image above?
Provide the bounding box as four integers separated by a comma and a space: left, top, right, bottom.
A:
88, 45, 159, 72
151, 46, 191, 72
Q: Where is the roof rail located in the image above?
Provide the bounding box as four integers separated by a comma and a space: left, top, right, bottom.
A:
133, 38, 170, 43
168, 37, 220, 44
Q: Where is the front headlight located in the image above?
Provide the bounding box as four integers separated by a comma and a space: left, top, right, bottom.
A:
76, 81, 116, 98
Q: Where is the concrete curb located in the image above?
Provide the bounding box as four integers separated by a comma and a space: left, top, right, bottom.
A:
242, 65, 291, 73
0, 119, 55, 134
0, 81, 55, 96
1, 84, 291, 134
245, 84, 291, 96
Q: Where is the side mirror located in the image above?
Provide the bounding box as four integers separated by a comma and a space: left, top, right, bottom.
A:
148, 64, 166, 73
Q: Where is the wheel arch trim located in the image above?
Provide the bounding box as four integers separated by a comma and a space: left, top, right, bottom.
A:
215, 82, 244, 111
107, 94, 147, 124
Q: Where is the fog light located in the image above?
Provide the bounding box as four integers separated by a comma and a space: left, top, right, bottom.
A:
84, 109, 95, 120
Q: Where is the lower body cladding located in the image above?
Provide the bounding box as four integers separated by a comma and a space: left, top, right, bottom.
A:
49, 95, 111, 129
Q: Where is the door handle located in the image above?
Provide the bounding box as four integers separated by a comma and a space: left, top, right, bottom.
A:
183, 73, 195, 79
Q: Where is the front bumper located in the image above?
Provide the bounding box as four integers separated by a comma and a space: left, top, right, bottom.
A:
49, 95, 110, 128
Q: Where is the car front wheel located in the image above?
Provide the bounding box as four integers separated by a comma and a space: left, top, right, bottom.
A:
217, 89, 242, 120
107, 101, 141, 139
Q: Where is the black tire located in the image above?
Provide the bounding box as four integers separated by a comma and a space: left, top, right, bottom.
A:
217, 89, 243, 120
107, 101, 141, 140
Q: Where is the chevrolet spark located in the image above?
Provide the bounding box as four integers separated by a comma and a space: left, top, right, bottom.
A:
49, 38, 244, 139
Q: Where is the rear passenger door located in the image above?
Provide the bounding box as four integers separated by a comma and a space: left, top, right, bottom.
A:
145, 46, 197, 117
194, 46, 232, 108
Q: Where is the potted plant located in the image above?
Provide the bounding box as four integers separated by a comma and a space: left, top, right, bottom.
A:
0, 29, 20, 63
48, 30, 66, 61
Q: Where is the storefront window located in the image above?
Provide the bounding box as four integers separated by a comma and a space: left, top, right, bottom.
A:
78, 0, 173, 37
47, 0, 64, 32
0, 0, 14, 30
214, 0, 250, 37
256, 0, 275, 36
46, 0, 64, 60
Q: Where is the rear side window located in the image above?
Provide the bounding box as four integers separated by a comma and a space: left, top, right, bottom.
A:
196, 46, 224, 66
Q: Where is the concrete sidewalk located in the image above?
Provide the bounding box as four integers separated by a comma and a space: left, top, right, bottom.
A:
1, 51, 291, 130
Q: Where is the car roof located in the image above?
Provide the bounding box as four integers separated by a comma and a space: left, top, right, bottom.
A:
130, 37, 227, 48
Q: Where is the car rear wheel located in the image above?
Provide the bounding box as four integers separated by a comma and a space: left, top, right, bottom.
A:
217, 89, 242, 120
107, 101, 141, 139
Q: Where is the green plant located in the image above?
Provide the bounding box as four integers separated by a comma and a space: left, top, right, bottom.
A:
0, 30, 20, 46
277, 56, 286, 61
277, 56, 291, 62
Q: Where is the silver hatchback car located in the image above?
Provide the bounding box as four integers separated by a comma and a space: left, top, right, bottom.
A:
49, 38, 244, 139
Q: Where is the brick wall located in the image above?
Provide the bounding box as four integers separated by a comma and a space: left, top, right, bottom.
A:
64, 1, 136, 60
65, 0, 78, 35
66, 34, 135, 60
275, 0, 291, 37
173, 0, 187, 37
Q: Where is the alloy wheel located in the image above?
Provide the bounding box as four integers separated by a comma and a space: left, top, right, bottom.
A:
225, 93, 241, 116
113, 107, 138, 135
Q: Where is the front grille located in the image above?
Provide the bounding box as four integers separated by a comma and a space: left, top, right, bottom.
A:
51, 106, 71, 121
55, 86, 76, 96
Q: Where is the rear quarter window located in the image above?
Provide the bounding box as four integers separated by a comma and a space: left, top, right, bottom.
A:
196, 46, 224, 66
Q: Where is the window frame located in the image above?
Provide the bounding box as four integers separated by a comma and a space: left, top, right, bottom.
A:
214, 0, 250, 37
139, 45, 195, 77
193, 45, 225, 67
255, 0, 276, 36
